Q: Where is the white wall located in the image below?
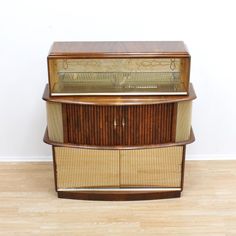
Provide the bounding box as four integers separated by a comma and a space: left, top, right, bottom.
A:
0, 0, 236, 160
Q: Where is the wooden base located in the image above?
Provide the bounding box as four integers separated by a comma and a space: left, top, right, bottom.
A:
57, 190, 181, 201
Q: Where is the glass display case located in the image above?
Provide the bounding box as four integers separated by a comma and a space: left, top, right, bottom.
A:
48, 58, 190, 96
47, 41, 190, 96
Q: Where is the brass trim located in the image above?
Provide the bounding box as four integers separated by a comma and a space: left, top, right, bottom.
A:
51, 92, 187, 96
58, 187, 181, 192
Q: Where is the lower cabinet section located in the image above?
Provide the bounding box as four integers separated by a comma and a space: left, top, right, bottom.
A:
52, 145, 186, 200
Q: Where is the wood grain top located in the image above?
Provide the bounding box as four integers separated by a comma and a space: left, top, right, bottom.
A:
42, 83, 196, 105
48, 41, 190, 58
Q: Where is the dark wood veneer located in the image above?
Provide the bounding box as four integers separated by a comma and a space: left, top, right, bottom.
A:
181, 145, 187, 190
62, 103, 176, 146
57, 190, 181, 201
52, 146, 58, 191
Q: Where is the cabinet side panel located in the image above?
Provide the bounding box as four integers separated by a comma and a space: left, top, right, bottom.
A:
48, 59, 58, 93
46, 102, 64, 142
175, 101, 192, 142
120, 146, 183, 187
180, 57, 190, 92
54, 147, 120, 188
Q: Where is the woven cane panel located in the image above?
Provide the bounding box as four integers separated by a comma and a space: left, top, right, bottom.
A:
176, 101, 192, 142
55, 147, 119, 188
46, 102, 63, 142
120, 146, 183, 187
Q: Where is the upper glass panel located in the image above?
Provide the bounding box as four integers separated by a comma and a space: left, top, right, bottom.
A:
48, 58, 189, 96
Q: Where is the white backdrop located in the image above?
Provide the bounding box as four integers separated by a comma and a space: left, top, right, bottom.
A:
0, 0, 236, 160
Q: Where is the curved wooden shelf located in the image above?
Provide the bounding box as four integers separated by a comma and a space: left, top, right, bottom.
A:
42, 83, 196, 106
44, 127, 195, 150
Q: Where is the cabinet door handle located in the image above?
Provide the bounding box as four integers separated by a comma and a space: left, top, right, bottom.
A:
122, 118, 125, 128
114, 119, 117, 129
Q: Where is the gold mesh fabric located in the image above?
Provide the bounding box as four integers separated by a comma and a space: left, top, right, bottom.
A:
120, 147, 183, 187
54, 146, 183, 189
176, 101, 192, 142
46, 102, 63, 142
55, 148, 120, 188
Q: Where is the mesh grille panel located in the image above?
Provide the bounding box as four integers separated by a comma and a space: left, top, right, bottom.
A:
55, 148, 119, 188
54, 146, 183, 189
120, 147, 183, 187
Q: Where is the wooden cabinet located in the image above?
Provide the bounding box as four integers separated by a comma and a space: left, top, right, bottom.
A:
43, 41, 196, 200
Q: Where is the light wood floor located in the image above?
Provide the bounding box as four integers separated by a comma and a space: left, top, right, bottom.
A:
0, 161, 236, 236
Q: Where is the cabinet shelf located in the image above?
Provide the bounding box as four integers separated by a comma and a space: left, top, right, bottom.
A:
52, 71, 186, 96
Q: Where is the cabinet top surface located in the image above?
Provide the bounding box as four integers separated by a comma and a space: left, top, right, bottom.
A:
48, 41, 190, 58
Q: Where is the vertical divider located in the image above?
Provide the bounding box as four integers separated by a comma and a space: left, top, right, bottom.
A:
119, 150, 121, 188
171, 103, 178, 142
62, 104, 68, 143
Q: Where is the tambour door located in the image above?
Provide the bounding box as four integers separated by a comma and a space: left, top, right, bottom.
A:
63, 104, 124, 146
122, 104, 176, 145
62, 103, 177, 146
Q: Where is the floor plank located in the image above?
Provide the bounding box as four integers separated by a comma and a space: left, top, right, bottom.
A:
0, 161, 236, 235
